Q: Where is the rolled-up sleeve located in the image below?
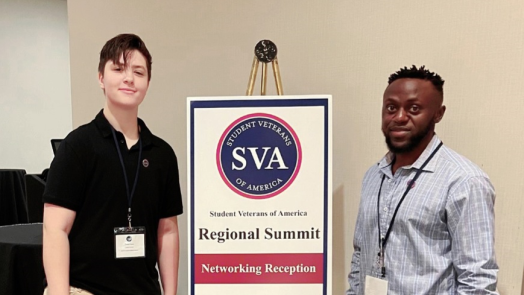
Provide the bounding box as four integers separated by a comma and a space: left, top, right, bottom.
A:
347, 208, 364, 295
446, 176, 498, 294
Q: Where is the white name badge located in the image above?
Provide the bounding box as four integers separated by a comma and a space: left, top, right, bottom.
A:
114, 226, 146, 259
365, 275, 388, 295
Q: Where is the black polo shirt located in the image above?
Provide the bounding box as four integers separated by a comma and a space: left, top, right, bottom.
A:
44, 110, 183, 295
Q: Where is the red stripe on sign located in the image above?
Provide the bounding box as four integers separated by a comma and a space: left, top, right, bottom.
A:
194, 253, 323, 284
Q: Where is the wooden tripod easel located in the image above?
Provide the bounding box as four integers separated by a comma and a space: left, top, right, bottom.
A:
246, 40, 283, 95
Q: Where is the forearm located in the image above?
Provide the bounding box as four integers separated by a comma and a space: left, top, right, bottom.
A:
450, 177, 498, 294
347, 248, 361, 295
158, 231, 180, 294
348, 207, 364, 295
43, 226, 71, 295
455, 227, 498, 294
157, 216, 180, 295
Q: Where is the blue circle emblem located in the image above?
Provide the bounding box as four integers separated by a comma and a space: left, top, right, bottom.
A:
216, 113, 302, 199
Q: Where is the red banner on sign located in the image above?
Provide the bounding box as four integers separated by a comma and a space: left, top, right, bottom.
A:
194, 253, 323, 284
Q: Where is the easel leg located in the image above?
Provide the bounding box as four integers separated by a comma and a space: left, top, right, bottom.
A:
261, 62, 268, 95
272, 58, 283, 95
246, 56, 259, 96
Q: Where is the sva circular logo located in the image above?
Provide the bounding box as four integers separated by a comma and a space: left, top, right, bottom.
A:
216, 113, 302, 199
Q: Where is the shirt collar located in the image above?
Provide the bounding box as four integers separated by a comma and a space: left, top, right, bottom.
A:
378, 134, 442, 173
94, 109, 154, 147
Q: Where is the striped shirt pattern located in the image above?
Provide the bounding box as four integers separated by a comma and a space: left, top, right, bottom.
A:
347, 135, 498, 295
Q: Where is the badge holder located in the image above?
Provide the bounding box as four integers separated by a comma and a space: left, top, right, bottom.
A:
114, 226, 146, 259
246, 40, 284, 96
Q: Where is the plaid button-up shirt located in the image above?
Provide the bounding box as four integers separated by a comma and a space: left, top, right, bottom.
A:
348, 135, 498, 295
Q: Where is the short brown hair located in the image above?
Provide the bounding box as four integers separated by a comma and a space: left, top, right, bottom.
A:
98, 34, 152, 81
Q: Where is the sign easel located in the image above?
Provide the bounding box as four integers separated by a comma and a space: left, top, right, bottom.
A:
187, 39, 332, 295
246, 40, 283, 95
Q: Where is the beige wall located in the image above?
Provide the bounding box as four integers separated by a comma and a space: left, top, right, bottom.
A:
68, 1, 524, 294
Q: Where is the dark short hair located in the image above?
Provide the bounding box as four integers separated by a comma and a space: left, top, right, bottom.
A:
98, 34, 152, 81
388, 65, 444, 94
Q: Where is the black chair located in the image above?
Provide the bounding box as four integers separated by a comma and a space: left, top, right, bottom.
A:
0, 169, 29, 226
24, 174, 45, 223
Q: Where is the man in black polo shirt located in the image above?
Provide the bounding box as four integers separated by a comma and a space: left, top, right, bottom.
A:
43, 34, 183, 295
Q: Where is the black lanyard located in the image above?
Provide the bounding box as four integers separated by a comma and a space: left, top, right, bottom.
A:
376, 141, 443, 277
111, 127, 142, 228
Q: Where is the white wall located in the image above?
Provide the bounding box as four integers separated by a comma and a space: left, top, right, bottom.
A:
0, 0, 71, 174
67, 1, 524, 294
